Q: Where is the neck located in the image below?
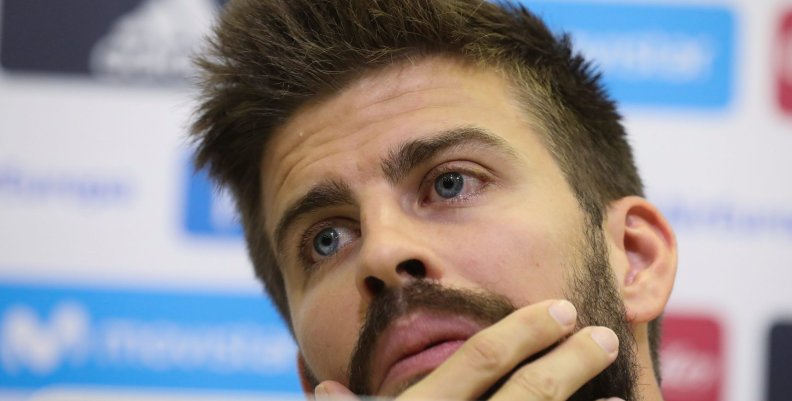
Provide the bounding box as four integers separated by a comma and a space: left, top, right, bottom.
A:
633, 324, 665, 401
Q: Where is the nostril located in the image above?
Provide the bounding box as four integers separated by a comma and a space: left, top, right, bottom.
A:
364, 276, 385, 295
396, 259, 426, 279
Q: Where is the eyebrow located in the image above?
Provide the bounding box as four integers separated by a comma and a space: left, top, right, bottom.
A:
381, 126, 518, 184
274, 179, 354, 254
273, 126, 518, 253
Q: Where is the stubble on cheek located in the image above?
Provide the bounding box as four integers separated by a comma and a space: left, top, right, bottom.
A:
460, 224, 564, 300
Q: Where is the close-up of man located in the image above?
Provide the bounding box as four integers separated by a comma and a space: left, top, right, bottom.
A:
190, 0, 678, 400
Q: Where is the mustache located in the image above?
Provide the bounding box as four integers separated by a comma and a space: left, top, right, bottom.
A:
346, 280, 516, 395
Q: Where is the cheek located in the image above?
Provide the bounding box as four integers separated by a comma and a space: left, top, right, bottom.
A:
293, 279, 360, 384
440, 209, 571, 305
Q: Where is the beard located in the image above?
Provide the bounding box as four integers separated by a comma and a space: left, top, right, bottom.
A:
344, 222, 639, 400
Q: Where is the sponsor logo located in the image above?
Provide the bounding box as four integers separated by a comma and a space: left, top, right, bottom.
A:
778, 10, 792, 114
0, 283, 298, 391
90, 0, 218, 83
522, 2, 734, 108
656, 199, 792, 238
660, 314, 723, 401
1, 0, 219, 83
768, 322, 792, 401
0, 165, 133, 206
184, 162, 242, 238
1, 302, 90, 376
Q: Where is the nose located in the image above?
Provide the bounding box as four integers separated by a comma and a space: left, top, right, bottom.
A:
355, 207, 441, 303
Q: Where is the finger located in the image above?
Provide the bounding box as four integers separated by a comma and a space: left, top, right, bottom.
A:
398, 299, 578, 400
491, 326, 619, 401
315, 380, 359, 401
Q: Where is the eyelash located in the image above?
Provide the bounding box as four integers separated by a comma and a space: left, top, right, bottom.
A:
419, 162, 492, 206
297, 220, 355, 269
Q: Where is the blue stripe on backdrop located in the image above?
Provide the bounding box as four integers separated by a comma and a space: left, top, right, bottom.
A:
0, 282, 300, 392
185, 164, 243, 238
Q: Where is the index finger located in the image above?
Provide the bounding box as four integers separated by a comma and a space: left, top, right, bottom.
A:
397, 299, 577, 400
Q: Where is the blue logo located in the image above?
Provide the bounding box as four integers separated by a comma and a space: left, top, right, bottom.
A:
0, 282, 299, 392
0, 165, 133, 206
521, 2, 735, 108
184, 162, 243, 238
656, 198, 792, 238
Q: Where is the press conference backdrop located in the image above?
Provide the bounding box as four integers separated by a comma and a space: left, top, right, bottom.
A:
0, 0, 789, 400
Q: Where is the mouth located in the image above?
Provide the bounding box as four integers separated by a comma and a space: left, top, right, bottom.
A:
371, 311, 484, 396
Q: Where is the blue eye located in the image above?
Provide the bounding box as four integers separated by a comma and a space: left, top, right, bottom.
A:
434, 172, 464, 198
313, 227, 341, 256
302, 222, 359, 266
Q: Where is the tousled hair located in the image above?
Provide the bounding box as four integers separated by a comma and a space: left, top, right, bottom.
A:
191, 0, 660, 379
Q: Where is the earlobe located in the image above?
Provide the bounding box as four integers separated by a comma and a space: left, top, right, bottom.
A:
606, 196, 677, 324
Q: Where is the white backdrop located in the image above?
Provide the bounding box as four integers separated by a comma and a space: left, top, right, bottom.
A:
0, 1, 790, 400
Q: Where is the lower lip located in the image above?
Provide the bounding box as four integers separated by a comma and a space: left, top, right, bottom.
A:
380, 340, 465, 395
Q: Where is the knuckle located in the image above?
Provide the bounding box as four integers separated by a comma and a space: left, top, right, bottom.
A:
512, 369, 560, 400
463, 334, 506, 371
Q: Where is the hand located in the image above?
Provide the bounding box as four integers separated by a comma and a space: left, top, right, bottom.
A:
314, 299, 623, 401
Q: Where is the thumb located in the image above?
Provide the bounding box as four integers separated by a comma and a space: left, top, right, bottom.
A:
315, 380, 358, 401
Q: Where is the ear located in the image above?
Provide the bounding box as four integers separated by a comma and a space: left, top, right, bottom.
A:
604, 196, 677, 324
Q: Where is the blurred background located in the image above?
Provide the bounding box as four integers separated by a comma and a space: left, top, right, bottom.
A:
0, 0, 790, 400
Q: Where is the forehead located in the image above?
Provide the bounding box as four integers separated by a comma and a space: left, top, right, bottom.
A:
260, 57, 548, 236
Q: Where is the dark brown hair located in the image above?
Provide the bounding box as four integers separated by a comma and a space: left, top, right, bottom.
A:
191, 0, 660, 378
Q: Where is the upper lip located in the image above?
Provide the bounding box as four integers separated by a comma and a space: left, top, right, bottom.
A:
369, 310, 485, 395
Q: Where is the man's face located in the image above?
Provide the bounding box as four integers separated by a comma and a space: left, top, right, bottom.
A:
261, 57, 631, 397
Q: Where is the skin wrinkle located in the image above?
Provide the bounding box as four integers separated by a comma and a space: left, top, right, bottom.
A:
274, 64, 474, 146
357, 83, 452, 115
266, 107, 474, 243
274, 132, 528, 269
276, 127, 518, 254
262, 98, 452, 230
269, 134, 350, 207
268, 59, 490, 198
276, 100, 448, 202
349, 58, 486, 115
380, 126, 520, 184
268, 99, 521, 230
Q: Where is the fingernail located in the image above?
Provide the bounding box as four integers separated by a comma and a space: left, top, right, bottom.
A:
314, 384, 329, 401
549, 300, 576, 326
590, 327, 619, 354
